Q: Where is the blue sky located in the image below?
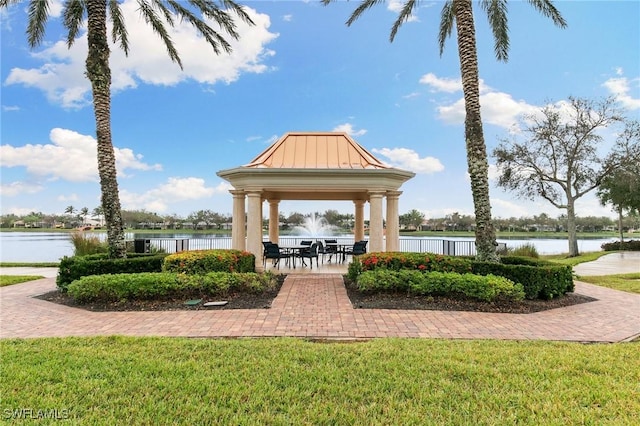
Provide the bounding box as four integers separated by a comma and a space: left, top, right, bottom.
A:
1, 0, 639, 221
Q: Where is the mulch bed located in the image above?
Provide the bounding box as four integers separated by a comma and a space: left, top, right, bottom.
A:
35, 275, 597, 314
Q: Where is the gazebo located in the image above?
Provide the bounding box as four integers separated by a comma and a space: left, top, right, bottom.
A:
217, 132, 415, 270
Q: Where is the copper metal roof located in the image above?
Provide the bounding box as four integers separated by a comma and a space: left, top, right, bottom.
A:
243, 132, 390, 169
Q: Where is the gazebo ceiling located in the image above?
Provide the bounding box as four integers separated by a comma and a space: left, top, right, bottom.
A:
217, 132, 415, 200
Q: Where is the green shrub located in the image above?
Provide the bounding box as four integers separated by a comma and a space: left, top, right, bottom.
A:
350, 252, 572, 300
356, 269, 524, 302
347, 257, 363, 282
357, 252, 473, 274
601, 240, 640, 251
69, 231, 108, 256
163, 250, 255, 274
57, 253, 167, 291
67, 271, 277, 303
471, 261, 573, 300
506, 243, 539, 258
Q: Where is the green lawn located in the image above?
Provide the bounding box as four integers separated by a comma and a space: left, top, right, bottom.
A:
0, 275, 44, 287
542, 251, 610, 266
577, 273, 640, 294
1, 337, 638, 424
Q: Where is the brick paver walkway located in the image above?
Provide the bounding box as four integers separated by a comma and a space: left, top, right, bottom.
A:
1, 274, 639, 342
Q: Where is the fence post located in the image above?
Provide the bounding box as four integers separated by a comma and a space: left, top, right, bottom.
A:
176, 239, 189, 253
443, 240, 456, 256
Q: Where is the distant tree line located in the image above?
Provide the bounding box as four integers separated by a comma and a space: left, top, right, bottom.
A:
400, 210, 638, 234
3, 208, 638, 234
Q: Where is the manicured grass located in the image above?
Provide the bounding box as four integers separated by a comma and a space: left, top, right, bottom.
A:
578, 273, 640, 294
1, 337, 638, 424
542, 251, 610, 266
0, 262, 59, 267
0, 275, 44, 287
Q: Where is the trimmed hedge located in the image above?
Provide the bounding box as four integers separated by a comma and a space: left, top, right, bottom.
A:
350, 252, 574, 300
601, 240, 640, 251
163, 249, 255, 274
57, 253, 167, 291
67, 271, 276, 303
471, 261, 573, 300
356, 269, 525, 302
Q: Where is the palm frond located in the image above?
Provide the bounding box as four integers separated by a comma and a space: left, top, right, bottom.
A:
185, 0, 239, 40
137, 0, 182, 68
152, 0, 175, 27
26, 0, 51, 47
109, 0, 129, 55
63, 0, 85, 49
527, 0, 567, 28
481, 0, 509, 62
220, 0, 255, 26
437, 0, 455, 57
0, 0, 22, 8
390, 0, 417, 42
346, 0, 385, 27
169, 0, 232, 54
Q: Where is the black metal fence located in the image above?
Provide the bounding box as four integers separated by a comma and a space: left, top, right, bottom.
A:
134, 237, 505, 257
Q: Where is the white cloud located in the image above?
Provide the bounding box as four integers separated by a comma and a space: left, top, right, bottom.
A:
402, 92, 420, 99
420, 72, 492, 94
0, 128, 162, 182
283, 14, 293, 22
120, 178, 230, 212
1, 105, 20, 111
372, 147, 444, 174
421, 72, 535, 129
332, 123, 367, 137
57, 193, 79, 202
4, 1, 278, 108
490, 198, 532, 218
0, 181, 43, 196
602, 75, 640, 110
419, 73, 461, 93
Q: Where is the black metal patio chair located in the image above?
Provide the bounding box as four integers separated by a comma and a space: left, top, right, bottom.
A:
264, 243, 290, 269
344, 240, 367, 261
298, 242, 319, 269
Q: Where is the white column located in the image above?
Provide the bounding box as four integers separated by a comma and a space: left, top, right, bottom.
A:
385, 191, 402, 252
354, 200, 365, 242
230, 190, 246, 251
268, 199, 280, 244
246, 190, 264, 272
368, 191, 384, 252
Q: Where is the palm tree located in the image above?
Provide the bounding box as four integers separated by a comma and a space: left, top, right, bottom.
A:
1, 0, 254, 258
323, 0, 566, 261
64, 205, 76, 216
80, 207, 90, 224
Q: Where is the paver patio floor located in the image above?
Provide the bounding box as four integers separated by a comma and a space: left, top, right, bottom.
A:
1, 273, 639, 342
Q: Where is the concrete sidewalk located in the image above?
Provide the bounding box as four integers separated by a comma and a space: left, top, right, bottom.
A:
573, 252, 640, 276
0, 267, 59, 278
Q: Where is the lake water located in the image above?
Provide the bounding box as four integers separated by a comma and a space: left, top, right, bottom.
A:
0, 231, 619, 263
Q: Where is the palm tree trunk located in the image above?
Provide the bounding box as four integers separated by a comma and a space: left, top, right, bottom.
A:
86, 0, 126, 258
454, 0, 498, 262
